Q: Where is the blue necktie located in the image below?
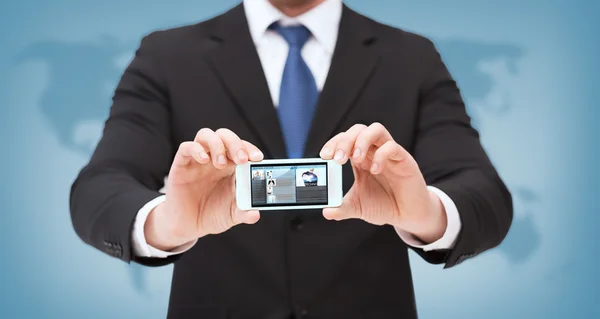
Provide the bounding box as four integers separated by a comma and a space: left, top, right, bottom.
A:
271, 23, 318, 158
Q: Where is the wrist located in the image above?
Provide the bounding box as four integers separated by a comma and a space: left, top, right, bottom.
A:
144, 202, 190, 251
395, 189, 447, 244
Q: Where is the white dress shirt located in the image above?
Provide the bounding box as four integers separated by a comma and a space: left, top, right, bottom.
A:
131, 0, 462, 258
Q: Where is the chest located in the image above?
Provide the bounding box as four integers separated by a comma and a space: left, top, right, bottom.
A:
164, 50, 422, 157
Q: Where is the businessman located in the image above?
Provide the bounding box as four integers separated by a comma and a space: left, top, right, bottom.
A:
70, 0, 513, 318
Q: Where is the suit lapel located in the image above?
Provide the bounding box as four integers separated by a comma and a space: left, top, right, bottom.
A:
204, 5, 379, 159
204, 4, 287, 159
304, 6, 380, 157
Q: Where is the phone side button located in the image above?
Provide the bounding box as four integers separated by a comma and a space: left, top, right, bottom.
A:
290, 217, 305, 231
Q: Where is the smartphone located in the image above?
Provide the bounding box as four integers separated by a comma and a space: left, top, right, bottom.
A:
236, 158, 343, 210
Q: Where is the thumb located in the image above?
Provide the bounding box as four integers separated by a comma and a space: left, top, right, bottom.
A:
322, 193, 360, 221
233, 208, 261, 225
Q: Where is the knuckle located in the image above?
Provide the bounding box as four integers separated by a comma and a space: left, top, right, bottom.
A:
355, 132, 368, 144
213, 144, 226, 153
383, 140, 395, 148
340, 140, 354, 149
334, 132, 345, 139
196, 128, 213, 139
199, 127, 213, 135
337, 135, 349, 146
215, 128, 230, 135
178, 141, 192, 151
369, 122, 385, 131
351, 123, 367, 131
216, 129, 241, 145
325, 134, 342, 147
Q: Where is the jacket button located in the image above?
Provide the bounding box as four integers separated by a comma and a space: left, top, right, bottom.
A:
290, 217, 304, 231
299, 308, 308, 317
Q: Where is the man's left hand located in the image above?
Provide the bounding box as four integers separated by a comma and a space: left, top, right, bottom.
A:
319, 123, 447, 244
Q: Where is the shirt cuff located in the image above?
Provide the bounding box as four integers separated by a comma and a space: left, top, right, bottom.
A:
131, 195, 198, 258
395, 186, 462, 251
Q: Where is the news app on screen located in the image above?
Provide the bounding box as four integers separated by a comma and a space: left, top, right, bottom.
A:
250, 163, 328, 207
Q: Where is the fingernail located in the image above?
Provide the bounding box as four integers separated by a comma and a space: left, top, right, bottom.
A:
353, 148, 361, 159
199, 152, 208, 161
237, 149, 247, 161
321, 147, 333, 157
218, 154, 227, 166
334, 150, 344, 161
371, 163, 378, 173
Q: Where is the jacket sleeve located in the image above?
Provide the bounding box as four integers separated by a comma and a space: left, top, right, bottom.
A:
409, 39, 514, 268
70, 33, 180, 266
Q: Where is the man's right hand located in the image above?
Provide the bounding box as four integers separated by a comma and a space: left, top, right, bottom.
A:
144, 128, 264, 251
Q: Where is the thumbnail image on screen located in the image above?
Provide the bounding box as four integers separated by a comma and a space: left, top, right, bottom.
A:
250, 163, 328, 207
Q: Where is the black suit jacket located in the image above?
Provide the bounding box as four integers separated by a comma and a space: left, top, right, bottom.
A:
70, 4, 512, 319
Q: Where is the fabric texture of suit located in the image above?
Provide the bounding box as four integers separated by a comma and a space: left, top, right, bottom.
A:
70, 3, 513, 318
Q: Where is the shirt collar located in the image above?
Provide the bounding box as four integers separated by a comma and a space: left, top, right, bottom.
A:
243, 0, 342, 54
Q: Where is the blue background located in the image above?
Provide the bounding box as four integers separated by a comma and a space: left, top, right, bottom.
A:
1, 0, 598, 318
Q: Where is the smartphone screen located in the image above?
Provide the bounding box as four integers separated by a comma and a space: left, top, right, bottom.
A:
250, 162, 328, 207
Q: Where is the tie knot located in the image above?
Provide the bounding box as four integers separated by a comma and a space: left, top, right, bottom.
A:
270, 22, 312, 48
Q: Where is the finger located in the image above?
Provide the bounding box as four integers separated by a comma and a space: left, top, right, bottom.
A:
332, 124, 367, 164
319, 132, 344, 159
216, 128, 248, 165
353, 122, 393, 163
242, 141, 264, 162
370, 140, 407, 174
233, 209, 261, 225
173, 141, 209, 167
195, 128, 227, 169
